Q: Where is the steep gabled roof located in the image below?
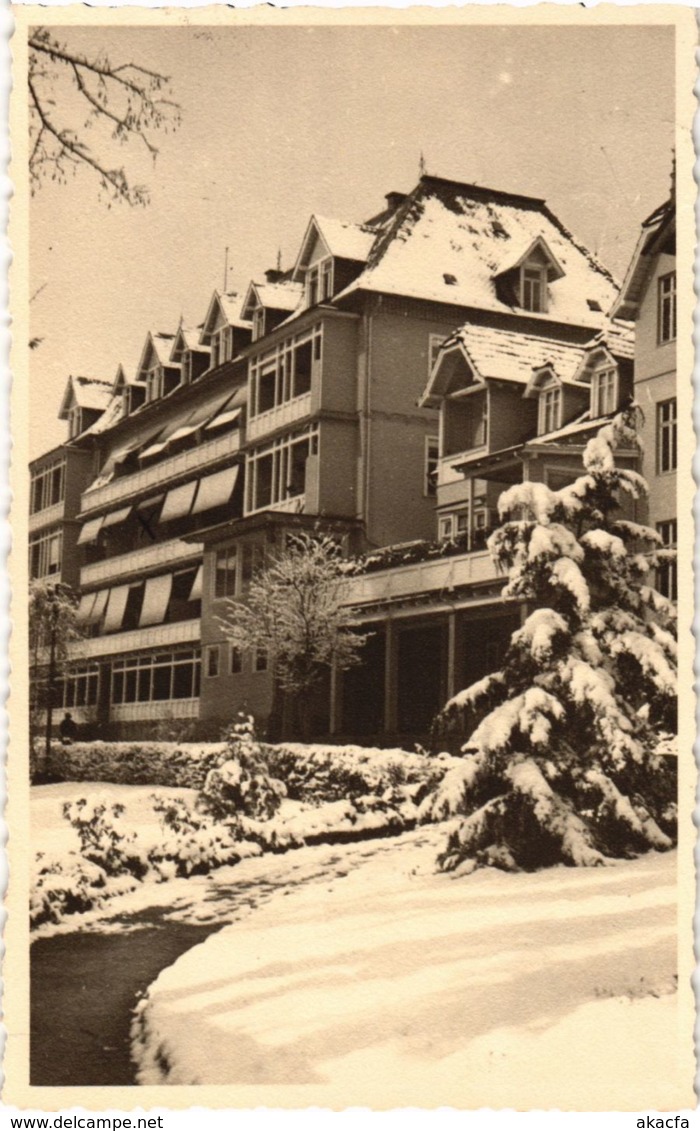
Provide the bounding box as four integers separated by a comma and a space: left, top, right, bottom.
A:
336, 175, 618, 329
610, 199, 675, 321
58, 375, 112, 418
135, 331, 177, 380
293, 215, 377, 279
421, 318, 633, 408
170, 324, 207, 362
241, 279, 304, 320
199, 290, 250, 344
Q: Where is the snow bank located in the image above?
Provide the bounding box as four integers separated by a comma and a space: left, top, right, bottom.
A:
131, 842, 687, 1109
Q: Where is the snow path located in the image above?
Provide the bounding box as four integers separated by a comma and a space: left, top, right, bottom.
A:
32, 824, 448, 1084
132, 843, 686, 1110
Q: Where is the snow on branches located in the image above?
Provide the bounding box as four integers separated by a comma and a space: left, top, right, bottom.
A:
429, 409, 677, 873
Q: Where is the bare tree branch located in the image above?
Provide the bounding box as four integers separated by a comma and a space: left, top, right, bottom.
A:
28, 27, 181, 206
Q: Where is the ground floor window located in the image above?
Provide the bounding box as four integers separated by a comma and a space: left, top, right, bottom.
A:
111, 648, 201, 704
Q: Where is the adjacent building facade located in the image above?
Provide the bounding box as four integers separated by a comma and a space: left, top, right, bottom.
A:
29, 175, 677, 744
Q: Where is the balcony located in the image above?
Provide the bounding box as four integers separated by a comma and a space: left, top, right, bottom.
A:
68, 618, 200, 659
81, 537, 202, 588
29, 501, 65, 534
247, 393, 312, 441
342, 549, 500, 611
80, 430, 241, 516
111, 699, 199, 722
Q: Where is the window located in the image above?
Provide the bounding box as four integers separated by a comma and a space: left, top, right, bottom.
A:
241, 541, 265, 588
428, 334, 445, 376
246, 425, 319, 514
658, 273, 676, 344
521, 264, 547, 313
306, 265, 320, 307
145, 367, 163, 403
321, 259, 333, 301
206, 645, 220, 678
61, 664, 100, 710
249, 326, 321, 418
230, 645, 243, 674
657, 399, 677, 473
29, 529, 62, 579
538, 385, 561, 435
438, 515, 454, 541
214, 547, 238, 599
30, 459, 66, 514
252, 308, 266, 342
253, 648, 268, 672
656, 520, 677, 601
425, 436, 439, 496
592, 367, 618, 417
111, 649, 201, 704
67, 407, 83, 439
181, 352, 192, 384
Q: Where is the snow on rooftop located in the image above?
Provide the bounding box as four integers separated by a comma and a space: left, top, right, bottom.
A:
339, 181, 619, 328
70, 376, 113, 411
456, 324, 588, 385
256, 280, 304, 312
83, 395, 125, 435
150, 332, 177, 367
314, 215, 377, 263
218, 291, 251, 328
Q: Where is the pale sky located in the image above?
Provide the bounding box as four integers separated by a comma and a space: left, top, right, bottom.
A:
28, 21, 675, 459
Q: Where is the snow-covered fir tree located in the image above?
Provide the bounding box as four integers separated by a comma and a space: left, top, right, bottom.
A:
424, 409, 677, 872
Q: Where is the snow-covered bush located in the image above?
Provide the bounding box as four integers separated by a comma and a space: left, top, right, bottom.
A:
31, 852, 107, 927
148, 791, 259, 877
262, 742, 455, 805
200, 714, 287, 822
41, 739, 227, 788
426, 410, 677, 873
63, 796, 150, 879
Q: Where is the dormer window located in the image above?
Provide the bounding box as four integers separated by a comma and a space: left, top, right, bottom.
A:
592, 366, 618, 417
181, 351, 192, 385
211, 327, 234, 370
521, 263, 547, 313
306, 258, 333, 307
68, 406, 83, 438
145, 367, 163, 403
252, 308, 266, 342
538, 379, 561, 435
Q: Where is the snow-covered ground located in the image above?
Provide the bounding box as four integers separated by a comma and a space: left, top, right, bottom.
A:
131, 832, 686, 1109
32, 781, 201, 859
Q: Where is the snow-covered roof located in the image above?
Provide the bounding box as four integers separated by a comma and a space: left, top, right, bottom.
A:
244, 280, 304, 318
335, 176, 619, 328
610, 200, 674, 322
170, 324, 208, 362
312, 216, 377, 263
199, 290, 251, 344
150, 332, 177, 367
293, 215, 377, 280
83, 395, 125, 436
59, 375, 112, 418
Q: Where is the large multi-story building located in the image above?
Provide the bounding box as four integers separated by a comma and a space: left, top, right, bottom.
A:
612, 196, 677, 600
29, 174, 675, 744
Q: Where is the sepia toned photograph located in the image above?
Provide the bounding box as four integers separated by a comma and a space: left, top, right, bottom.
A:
8, 3, 695, 1112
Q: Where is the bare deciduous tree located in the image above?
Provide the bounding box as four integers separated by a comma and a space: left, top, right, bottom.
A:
28, 26, 181, 205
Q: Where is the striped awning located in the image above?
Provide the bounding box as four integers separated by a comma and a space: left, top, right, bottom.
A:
160, 481, 197, 523
103, 585, 130, 634
139, 573, 173, 627
102, 506, 132, 528
190, 465, 239, 514
77, 516, 105, 545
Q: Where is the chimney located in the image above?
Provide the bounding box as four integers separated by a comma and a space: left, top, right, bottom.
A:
385, 191, 407, 213
265, 267, 285, 284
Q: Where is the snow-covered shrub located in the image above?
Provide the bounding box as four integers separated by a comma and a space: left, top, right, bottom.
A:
62, 796, 149, 879
427, 410, 677, 873
261, 742, 454, 805
148, 791, 258, 877
31, 852, 107, 927
200, 714, 287, 822
43, 740, 227, 788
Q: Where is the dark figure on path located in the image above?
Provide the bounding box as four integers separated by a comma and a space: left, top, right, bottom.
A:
59, 711, 78, 745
